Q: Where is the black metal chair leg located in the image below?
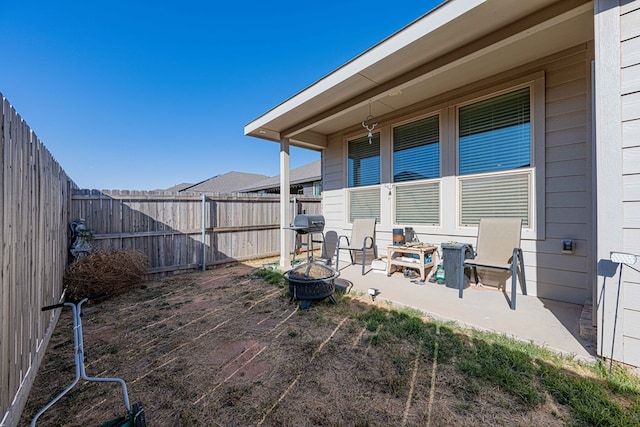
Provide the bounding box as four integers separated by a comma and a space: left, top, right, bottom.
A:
518, 249, 527, 295
511, 262, 517, 310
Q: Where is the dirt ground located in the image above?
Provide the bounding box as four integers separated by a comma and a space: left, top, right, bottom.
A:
20, 259, 569, 427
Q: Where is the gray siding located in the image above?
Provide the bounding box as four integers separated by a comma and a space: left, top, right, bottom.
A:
620, 0, 640, 366
539, 49, 592, 303
322, 44, 593, 305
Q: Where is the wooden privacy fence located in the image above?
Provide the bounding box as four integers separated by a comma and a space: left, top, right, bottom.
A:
0, 91, 322, 426
71, 190, 322, 274
1, 93, 74, 426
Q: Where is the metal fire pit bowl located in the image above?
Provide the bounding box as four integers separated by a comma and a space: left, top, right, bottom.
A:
283, 262, 339, 309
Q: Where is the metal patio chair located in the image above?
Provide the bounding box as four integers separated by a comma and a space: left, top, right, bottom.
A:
464, 218, 527, 310
335, 218, 377, 275
316, 230, 338, 266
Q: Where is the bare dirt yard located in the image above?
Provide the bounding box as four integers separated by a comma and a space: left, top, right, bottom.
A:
19, 259, 615, 426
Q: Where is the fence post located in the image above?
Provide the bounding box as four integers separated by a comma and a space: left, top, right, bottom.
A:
201, 194, 206, 271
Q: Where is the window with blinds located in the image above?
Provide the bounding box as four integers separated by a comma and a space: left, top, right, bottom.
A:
458, 87, 531, 175
348, 133, 380, 187
349, 188, 380, 223
459, 171, 531, 227
395, 181, 440, 225
393, 115, 440, 182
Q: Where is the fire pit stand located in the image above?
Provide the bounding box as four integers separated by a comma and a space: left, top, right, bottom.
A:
283, 262, 339, 310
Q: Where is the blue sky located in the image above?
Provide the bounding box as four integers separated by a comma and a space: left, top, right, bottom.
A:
0, 1, 440, 190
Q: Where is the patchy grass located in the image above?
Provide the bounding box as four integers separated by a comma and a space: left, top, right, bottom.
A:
20, 262, 640, 426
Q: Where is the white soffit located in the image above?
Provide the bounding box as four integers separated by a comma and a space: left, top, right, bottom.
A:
245, 0, 592, 146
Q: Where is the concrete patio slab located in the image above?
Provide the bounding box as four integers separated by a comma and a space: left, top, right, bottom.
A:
334, 262, 597, 363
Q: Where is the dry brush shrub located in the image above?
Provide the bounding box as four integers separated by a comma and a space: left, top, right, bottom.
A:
64, 250, 148, 300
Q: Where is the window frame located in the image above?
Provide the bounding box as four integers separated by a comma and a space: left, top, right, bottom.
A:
456, 85, 532, 176
457, 168, 533, 228
391, 112, 441, 183
338, 72, 544, 239
347, 131, 381, 188
393, 178, 441, 227
347, 186, 381, 223
453, 75, 544, 238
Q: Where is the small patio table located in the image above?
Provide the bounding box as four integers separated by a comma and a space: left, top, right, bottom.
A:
386, 244, 437, 281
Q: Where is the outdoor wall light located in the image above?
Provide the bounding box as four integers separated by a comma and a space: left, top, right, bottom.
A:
562, 239, 575, 254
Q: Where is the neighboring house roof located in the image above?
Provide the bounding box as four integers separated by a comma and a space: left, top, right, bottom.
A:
164, 182, 195, 192
239, 160, 321, 193
179, 171, 269, 194
245, 0, 592, 148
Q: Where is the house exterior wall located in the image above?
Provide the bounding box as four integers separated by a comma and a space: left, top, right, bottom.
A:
619, 0, 640, 365
321, 43, 594, 306
593, 0, 640, 368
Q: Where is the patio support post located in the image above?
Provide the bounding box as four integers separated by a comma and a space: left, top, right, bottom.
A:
279, 138, 291, 269
594, 0, 624, 362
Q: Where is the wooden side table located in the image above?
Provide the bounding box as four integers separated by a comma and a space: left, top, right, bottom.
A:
386, 244, 437, 281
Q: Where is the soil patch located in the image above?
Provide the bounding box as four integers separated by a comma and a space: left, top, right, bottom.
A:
20, 259, 570, 426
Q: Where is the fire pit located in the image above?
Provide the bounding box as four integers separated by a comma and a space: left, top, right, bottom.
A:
283, 262, 339, 309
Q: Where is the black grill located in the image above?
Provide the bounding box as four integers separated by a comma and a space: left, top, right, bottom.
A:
291, 214, 325, 234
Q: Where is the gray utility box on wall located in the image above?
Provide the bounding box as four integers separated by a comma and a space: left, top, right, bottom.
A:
441, 243, 474, 289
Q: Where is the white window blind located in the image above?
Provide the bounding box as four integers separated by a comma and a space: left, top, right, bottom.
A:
348, 133, 380, 187
349, 188, 380, 223
393, 115, 440, 182
459, 171, 531, 227
459, 87, 531, 175
395, 181, 440, 225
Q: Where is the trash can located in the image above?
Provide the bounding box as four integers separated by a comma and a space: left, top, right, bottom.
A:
441, 243, 474, 289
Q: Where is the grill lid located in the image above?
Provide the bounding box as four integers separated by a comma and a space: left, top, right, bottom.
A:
291, 214, 325, 234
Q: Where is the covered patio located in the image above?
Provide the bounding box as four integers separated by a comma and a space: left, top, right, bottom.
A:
334, 261, 597, 362
246, 0, 640, 368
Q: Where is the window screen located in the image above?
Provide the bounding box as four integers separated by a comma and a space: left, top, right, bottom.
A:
349, 188, 380, 223
348, 133, 380, 187
460, 172, 530, 227
459, 87, 530, 175
393, 115, 440, 182
395, 181, 440, 225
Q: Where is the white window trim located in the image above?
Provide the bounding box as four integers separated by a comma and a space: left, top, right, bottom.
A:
339, 72, 545, 239
456, 168, 534, 229
451, 73, 545, 240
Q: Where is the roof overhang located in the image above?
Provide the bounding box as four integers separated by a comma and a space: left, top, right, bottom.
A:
245, 0, 594, 150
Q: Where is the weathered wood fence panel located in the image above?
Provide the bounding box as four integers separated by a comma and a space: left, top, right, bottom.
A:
71, 191, 321, 274
1, 93, 74, 426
